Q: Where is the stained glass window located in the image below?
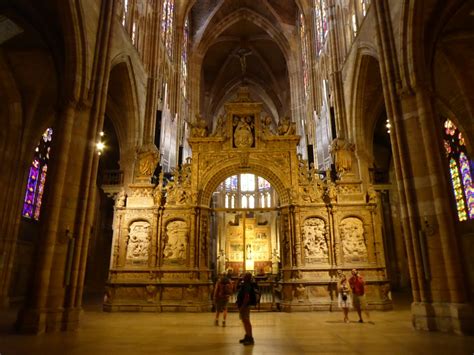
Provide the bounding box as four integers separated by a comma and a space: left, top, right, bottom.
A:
122, 0, 129, 26
161, 0, 175, 58
218, 174, 273, 209
300, 12, 309, 99
361, 0, 369, 17
22, 128, 53, 220
443, 118, 474, 221
258, 176, 270, 191
181, 17, 189, 98
241, 174, 255, 192
313, 0, 327, 55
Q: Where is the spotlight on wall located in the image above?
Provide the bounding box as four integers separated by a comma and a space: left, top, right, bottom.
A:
385, 119, 391, 134
96, 131, 105, 155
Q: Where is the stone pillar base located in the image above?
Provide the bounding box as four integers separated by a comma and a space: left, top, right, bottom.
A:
62, 307, 83, 331
412, 302, 474, 335
15, 307, 82, 333
15, 308, 48, 334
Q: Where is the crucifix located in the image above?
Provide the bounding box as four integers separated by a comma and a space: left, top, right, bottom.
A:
234, 47, 252, 75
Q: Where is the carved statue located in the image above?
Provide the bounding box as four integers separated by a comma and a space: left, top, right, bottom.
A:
163, 220, 188, 262
115, 188, 126, 208
126, 221, 151, 261
136, 145, 160, 179
191, 115, 208, 137
212, 114, 226, 137
261, 116, 274, 135
326, 181, 337, 203
293, 284, 307, 302
277, 116, 296, 135
330, 139, 355, 177
145, 285, 157, 303
233, 116, 254, 148
367, 185, 377, 204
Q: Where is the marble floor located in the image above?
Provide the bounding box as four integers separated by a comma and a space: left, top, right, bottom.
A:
1, 295, 474, 355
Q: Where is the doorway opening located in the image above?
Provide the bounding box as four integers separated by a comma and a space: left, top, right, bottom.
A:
210, 173, 281, 307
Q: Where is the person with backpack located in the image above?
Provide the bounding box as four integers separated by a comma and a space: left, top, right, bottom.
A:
213, 270, 234, 326
236, 272, 259, 345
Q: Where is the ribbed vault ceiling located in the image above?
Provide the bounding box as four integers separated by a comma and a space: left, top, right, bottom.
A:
188, 0, 298, 128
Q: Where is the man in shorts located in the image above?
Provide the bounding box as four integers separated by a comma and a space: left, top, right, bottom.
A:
236, 272, 256, 345
349, 268, 370, 323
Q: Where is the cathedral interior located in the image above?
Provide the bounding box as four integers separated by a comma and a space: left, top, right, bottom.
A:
1, 0, 474, 352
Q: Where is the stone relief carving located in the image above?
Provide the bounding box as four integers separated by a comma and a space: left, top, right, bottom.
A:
233, 115, 255, 148
261, 116, 274, 135
190, 114, 208, 138
135, 144, 160, 179
339, 217, 368, 262
293, 284, 308, 302
329, 138, 355, 177
302, 217, 329, 264
367, 185, 377, 204
277, 116, 296, 135
165, 162, 193, 206
163, 220, 189, 263
337, 183, 361, 194
115, 188, 126, 208
145, 285, 158, 303
212, 114, 226, 137
126, 221, 151, 261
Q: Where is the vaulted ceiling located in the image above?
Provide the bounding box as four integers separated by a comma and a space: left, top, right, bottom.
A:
187, 0, 300, 128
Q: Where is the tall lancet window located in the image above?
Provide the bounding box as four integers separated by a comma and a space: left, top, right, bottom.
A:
161, 0, 175, 58
181, 17, 189, 98
313, 0, 328, 55
22, 128, 53, 220
299, 12, 309, 98
444, 118, 474, 221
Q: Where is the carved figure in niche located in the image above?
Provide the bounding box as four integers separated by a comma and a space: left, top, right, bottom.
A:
261, 116, 273, 135
212, 114, 226, 137
126, 221, 151, 261
145, 285, 157, 303
330, 139, 355, 177
367, 185, 377, 204
326, 181, 337, 203
115, 188, 126, 208
302, 218, 328, 263
190, 115, 208, 137
136, 145, 160, 178
233, 116, 254, 148
293, 284, 307, 302
277, 116, 296, 135
163, 220, 188, 262
339, 217, 368, 262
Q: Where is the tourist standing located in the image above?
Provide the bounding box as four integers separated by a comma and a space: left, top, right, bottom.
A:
349, 268, 370, 323
338, 273, 352, 323
236, 272, 258, 345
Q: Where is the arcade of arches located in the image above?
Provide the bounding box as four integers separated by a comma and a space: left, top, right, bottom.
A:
0, 0, 473, 338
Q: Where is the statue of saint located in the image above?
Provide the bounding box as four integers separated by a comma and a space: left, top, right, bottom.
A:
191, 115, 208, 137
277, 116, 296, 135
233, 116, 254, 148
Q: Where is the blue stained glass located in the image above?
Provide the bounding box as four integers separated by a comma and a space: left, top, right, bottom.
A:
22, 128, 53, 220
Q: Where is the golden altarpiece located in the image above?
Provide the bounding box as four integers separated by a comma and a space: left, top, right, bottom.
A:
104, 89, 392, 312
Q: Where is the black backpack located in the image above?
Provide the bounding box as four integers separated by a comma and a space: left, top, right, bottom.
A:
237, 281, 260, 306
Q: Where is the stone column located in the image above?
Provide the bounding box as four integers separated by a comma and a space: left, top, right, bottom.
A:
16, 101, 77, 333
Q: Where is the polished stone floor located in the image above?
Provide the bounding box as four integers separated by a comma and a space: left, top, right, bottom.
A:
1, 294, 474, 355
